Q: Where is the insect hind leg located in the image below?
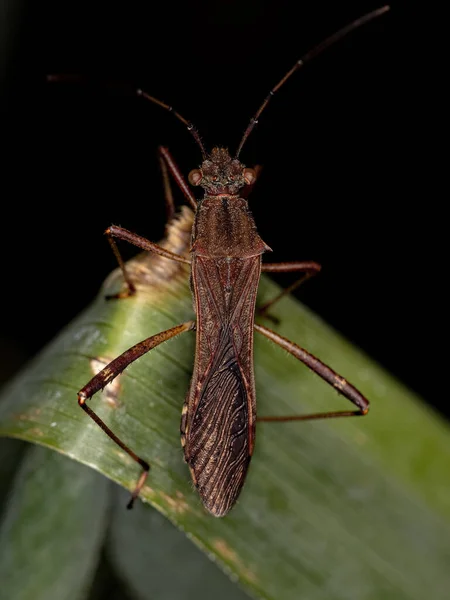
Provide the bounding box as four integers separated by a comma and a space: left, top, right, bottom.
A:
255, 323, 369, 422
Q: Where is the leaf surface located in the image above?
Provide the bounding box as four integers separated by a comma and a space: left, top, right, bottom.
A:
0, 208, 449, 599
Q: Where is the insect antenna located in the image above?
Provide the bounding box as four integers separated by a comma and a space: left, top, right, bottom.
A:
46, 74, 207, 159
235, 5, 390, 158
136, 89, 206, 159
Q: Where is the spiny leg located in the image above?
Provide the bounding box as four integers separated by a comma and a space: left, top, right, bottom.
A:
78, 320, 196, 507
106, 146, 195, 300
158, 145, 200, 223
159, 146, 197, 210
254, 322, 368, 422
258, 261, 321, 319
105, 225, 191, 299
158, 147, 176, 225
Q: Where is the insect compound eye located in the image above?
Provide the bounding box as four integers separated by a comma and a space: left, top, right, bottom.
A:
188, 169, 203, 186
243, 168, 257, 186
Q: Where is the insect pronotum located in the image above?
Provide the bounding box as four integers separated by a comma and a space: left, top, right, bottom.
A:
57, 6, 390, 517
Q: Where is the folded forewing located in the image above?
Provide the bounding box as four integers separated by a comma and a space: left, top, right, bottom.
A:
184, 254, 261, 515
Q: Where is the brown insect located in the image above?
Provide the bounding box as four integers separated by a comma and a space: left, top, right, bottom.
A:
68, 6, 390, 517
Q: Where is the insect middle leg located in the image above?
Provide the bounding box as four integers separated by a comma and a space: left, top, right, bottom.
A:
78, 320, 196, 507
254, 322, 369, 421
258, 261, 322, 317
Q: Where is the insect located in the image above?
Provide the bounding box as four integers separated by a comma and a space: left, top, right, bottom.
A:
66, 6, 390, 517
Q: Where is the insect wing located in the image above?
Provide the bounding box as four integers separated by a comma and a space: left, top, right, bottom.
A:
186, 330, 251, 516
185, 253, 262, 515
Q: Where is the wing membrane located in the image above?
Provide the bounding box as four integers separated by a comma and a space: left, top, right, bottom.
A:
187, 332, 250, 516
185, 254, 262, 516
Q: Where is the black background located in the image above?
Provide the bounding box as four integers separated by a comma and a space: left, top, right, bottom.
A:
2, 3, 441, 417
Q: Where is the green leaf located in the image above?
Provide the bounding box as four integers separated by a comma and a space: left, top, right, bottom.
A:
0, 207, 449, 599
0, 438, 27, 513
0, 443, 110, 600
108, 487, 250, 599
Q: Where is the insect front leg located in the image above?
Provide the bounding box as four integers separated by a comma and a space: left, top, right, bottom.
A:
158, 146, 197, 210
254, 323, 368, 422
78, 320, 196, 508
105, 225, 191, 299
158, 147, 176, 225
106, 146, 195, 300
258, 261, 322, 318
